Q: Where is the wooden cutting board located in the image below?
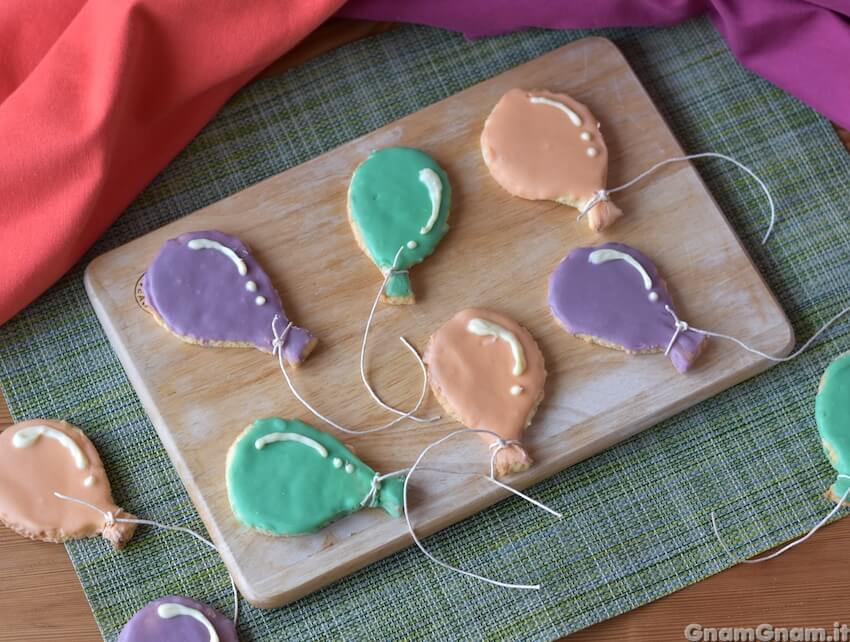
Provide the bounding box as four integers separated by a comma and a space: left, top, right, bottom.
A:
85, 37, 793, 608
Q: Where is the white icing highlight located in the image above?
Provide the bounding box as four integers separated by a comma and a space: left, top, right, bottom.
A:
332, 457, 343, 468
245, 280, 257, 292
254, 295, 266, 306
407, 240, 418, 249
345, 463, 354, 474
649, 291, 659, 302
418, 168, 443, 235
510, 385, 524, 396
157, 603, 219, 642
586, 147, 598, 157
529, 95, 582, 127
466, 318, 527, 376
12, 425, 88, 470
187, 238, 247, 275
84, 475, 95, 487
254, 432, 328, 458
589, 248, 654, 294
580, 132, 591, 141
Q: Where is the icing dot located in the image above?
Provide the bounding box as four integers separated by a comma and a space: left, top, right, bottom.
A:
344, 463, 354, 474
510, 385, 524, 396
648, 291, 659, 302
255, 296, 266, 306
580, 132, 591, 141
586, 147, 598, 157
245, 280, 257, 292
332, 457, 343, 469
407, 241, 418, 249
84, 475, 95, 487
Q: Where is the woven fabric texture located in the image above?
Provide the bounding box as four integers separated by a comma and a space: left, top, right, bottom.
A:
1, 18, 849, 642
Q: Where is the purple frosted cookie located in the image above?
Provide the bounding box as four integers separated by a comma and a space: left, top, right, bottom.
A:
548, 242, 707, 373
118, 595, 238, 642
142, 230, 315, 366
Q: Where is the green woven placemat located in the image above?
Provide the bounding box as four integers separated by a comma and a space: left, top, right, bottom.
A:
1, 17, 849, 641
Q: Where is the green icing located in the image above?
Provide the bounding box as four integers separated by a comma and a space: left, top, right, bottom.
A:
815, 352, 850, 500
226, 418, 403, 536
348, 147, 451, 299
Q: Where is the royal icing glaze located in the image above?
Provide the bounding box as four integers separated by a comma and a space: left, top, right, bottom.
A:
227, 418, 404, 535
157, 604, 219, 642
143, 230, 315, 365
481, 88, 623, 231
424, 309, 546, 477
548, 242, 707, 373
466, 318, 527, 376
118, 595, 238, 642
348, 147, 451, 302
13, 424, 88, 470
0, 420, 136, 547
816, 352, 850, 503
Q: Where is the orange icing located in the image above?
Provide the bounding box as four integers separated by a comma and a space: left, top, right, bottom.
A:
424, 308, 546, 450
0, 419, 134, 546
481, 88, 621, 231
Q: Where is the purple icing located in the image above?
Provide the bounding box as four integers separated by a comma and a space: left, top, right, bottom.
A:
548, 242, 706, 373
143, 230, 313, 365
118, 595, 238, 642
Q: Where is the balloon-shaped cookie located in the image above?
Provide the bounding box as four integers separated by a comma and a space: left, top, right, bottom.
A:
481, 88, 622, 232
0, 420, 136, 547
142, 230, 316, 366
118, 595, 238, 642
424, 309, 546, 477
548, 242, 707, 373
816, 352, 850, 504
348, 147, 451, 304
226, 418, 403, 535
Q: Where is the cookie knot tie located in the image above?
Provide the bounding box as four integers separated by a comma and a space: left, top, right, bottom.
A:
360, 470, 407, 508
489, 438, 521, 479
663, 305, 690, 356
577, 189, 609, 220
271, 315, 292, 356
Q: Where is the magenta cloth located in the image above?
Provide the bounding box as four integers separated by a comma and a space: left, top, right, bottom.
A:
339, 0, 850, 131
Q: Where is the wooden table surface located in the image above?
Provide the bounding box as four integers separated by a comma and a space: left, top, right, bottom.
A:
1, 19, 848, 642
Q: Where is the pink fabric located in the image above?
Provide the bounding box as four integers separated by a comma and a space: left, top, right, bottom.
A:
340, 0, 850, 131
0, 0, 344, 325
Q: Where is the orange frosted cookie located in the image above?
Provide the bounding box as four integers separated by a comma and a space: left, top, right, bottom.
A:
424, 308, 546, 477
481, 88, 622, 231
0, 419, 136, 547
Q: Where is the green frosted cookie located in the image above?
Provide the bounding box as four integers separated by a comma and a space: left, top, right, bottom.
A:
226, 418, 403, 536
348, 147, 451, 304
816, 352, 850, 504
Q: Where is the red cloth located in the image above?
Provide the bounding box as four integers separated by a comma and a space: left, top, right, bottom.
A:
0, 0, 343, 325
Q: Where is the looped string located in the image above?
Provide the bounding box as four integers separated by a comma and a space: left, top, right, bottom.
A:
360, 470, 407, 508
272, 317, 432, 435
578, 189, 609, 219
663, 304, 850, 363
53, 492, 239, 626
663, 305, 690, 357
489, 438, 522, 479
400, 428, 562, 590
711, 474, 850, 564
577, 152, 776, 244
360, 245, 439, 425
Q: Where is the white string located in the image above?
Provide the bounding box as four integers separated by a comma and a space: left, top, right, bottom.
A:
578, 153, 776, 244
400, 428, 562, 590
359, 245, 439, 424
272, 318, 432, 435
489, 438, 521, 479
711, 474, 850, 564
664, 304, 850, 362
53, 492, 239, 626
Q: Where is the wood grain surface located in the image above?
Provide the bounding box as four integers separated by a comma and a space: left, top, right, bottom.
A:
85, 36, 790, 607
1, 19, 848, 642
